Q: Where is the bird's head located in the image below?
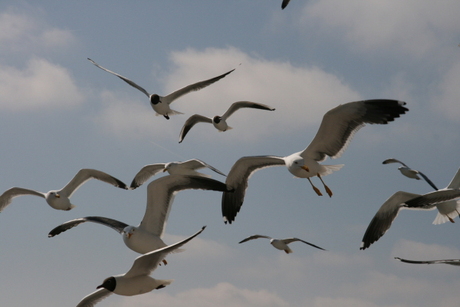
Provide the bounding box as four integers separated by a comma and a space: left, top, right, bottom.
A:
122, 226, 136, 239
97, 276, 116, 292
213, 116, 221, 124
150, 94, 160, 105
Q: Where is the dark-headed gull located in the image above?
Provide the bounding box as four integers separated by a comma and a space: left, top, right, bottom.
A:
130, 159, 226, 189
394, 257, 460, 266
239, 235, 325, 253
221, 99, 408, 223
360, 168, 460, 250
382, 158, 438, 190
178, 101, 275, 143
75, 226, 205, 307
49, 176, 229, 260
88, 58, 235, 120
0, 169, 127, 212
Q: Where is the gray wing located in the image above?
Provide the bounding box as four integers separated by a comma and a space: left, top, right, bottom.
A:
140, 176, 229, 236
165, 68, 235, 104
220, 101, 275, 121
395, 257, 460, 266
0, 187, 45, 212
124, 226, 205, 278
178, 114, 212, 143
87, 58, 150, 97
417, 171, 439, 190
130, 164, 167, 189
222, 156, 285, 224
360, 191, 421, 250
180, 159, 226, 177
404, 189, 460, 209
301, 100, 408, 162
281, 0, 291, 9
239, 235, 272, 243
48, 216, 129, 237
76, 288, 112, 307
61, 169, 128, 198
283, 238, 326, 251
446, 168, 460, 189
382, 158, 408, 167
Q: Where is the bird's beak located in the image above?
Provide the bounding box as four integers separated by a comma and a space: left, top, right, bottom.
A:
162, 168, 167, 172
55, 194, 60, 198
301, 165, 310, 172
96, 284, 103, 289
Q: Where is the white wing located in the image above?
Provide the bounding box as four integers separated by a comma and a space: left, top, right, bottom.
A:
88, 58, 150, 97
164, 68, 235, 104
139, 175, 228, 236
0, 187, 45, 212
130, 164, 167, 189
124, 226, 206, 278
239, 234, 272, 243
301, 100, 408, 162
360, 191, 421, 250
446, 168, 460, 189
222, 155, 286, 224
60, 169, 127, 198
49, 216, 129, 237
178, 114, 212, 143
76, 288, 112, 307
220, 101, 275, 121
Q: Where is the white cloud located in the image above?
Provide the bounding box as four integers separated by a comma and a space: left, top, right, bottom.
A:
434, 60, 460, 122
95, 47, 360, 141
0, 58, 84, 110
119, 282, 289, 307
302, 0, 460, 57
0, 10, 76, 55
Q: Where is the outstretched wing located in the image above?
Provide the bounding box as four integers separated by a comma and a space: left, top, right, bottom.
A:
48, 216, 129, 237
239, 234, 272, 243
61, 169, 127, 198
302, 100, 408, 162
221, 101, 275, 121
76, 288, 112, 307
0, 187, 45, 212
130, 164, 167, 189
283, 238, 326, 251
395, 257, 460, 266
88, 58, 150, 97
178, 114, 212, 143
165, 68, 235, 104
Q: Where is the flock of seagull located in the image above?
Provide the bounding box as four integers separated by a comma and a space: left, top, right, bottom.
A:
3, 3, 460, 307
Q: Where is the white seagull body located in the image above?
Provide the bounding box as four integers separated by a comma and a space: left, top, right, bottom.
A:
222, 99, 408, 223
394, 257, 460, 266
239, 234, 325, 253
75, 226, 205, 307
130, 159, 226, 189
178, 101, 275, 143
49, 175, 229, 256
382, 158, 438, 190
88, 58, 235, 119
360, 168, 460, 250
0, 169, 127, 212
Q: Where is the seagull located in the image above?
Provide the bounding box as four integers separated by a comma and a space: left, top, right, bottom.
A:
0, 169, 127, 212
394, 257, 460, 266
130, 159, 226, 189
88, 58, 235, 120
75, 226, 205, 307
281, 0, 291, 9
221, 99, 408, 223
49, 175, 229, 259
360, 168, 460, 250
239, 235, 325, 253
382, 158, 438, 190
178, 101, 275, 143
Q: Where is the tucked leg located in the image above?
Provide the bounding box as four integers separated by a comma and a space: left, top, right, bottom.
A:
317, 173, 333, 197
307, 178, 323, 196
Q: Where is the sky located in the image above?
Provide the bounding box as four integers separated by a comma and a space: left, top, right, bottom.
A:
0, 1, 459, 306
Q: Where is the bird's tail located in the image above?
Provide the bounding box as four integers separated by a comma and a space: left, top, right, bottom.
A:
155, 279, 174, 290
319, 164, 344, 176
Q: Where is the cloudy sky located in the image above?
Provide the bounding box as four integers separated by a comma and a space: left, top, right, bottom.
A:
1, 1, 459, 306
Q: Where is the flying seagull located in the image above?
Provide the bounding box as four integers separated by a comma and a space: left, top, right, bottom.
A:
360, 168, 460, 250
178, 101, 275, 143
239, 235, 325, 253
281, 0, 291, 9
382, 158, 438, 190
88, 58, 235, 119
130, 159, 226, 189
222, 99, 408, 224
0, 169, 127, 212
394, 257, 460, 266
75, 226, 205, 307
49, 176, 230, 260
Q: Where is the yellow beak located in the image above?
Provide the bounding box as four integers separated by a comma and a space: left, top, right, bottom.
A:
301, 165, 310, 172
